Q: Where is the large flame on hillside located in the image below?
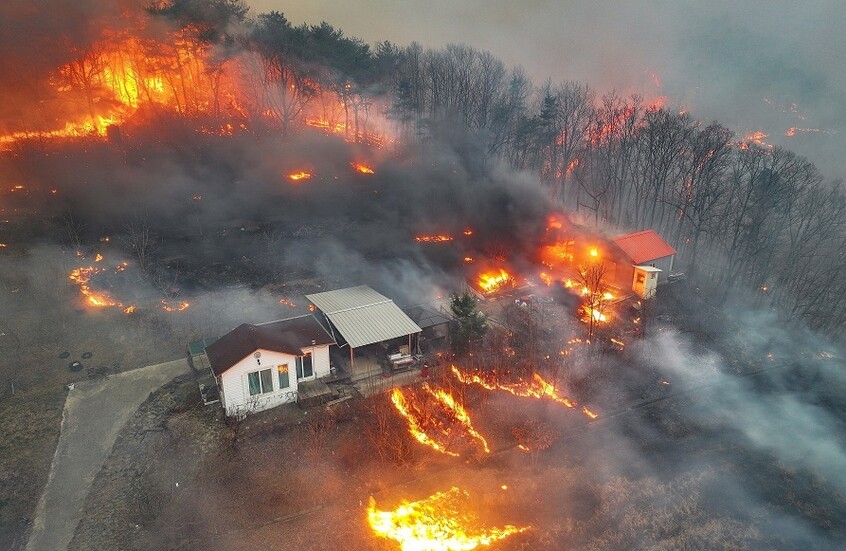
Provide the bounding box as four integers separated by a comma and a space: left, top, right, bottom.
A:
451, 366, 597, 420
391, 384, 489, 457
367, 487, 529, 551
0, 9, 392, 149
0, 25, 239, 147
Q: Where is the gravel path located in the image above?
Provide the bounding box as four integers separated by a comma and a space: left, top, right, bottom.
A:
24, 359, 191, 551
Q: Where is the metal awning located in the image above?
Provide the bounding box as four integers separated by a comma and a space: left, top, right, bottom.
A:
306, 286, 422, 348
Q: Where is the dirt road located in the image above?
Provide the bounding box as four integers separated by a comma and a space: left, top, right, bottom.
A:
24, 358, 191, 551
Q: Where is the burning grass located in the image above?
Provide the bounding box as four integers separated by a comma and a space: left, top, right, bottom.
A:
367, 487, 529, 551
415, 234, 454, 243
68, 264, 136, 313
391, 384, 489, 457
451, 366, 598, 420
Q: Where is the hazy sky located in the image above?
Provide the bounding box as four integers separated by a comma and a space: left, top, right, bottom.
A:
249, 0, 846, 181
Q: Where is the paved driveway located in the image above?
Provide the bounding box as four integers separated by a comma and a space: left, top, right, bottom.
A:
25, 358, 191, 551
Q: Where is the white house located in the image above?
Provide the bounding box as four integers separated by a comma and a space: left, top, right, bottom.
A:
205, 315, 336, 417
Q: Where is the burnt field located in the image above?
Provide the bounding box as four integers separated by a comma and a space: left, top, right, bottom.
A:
1, 130, 846, 550
65, 281, 846, 550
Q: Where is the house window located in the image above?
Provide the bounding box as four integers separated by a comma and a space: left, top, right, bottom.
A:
248, 368, 273, 396
278, 364, 290, 389
296, 352, 313, 380
636, 273, 645, 284
650, 273, 656, 279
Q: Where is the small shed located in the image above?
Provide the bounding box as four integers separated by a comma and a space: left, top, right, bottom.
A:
632, 265, 662, 299
401, 305, 452, 354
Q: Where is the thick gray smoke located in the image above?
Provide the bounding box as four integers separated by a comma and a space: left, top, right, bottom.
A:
266, 0, 846, 182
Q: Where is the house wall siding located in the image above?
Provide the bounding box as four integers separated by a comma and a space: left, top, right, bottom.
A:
219, 345, 331, 417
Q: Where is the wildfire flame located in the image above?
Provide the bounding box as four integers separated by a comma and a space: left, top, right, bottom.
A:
367, 487, 529, 551
390, 384, 489, 457
741, 131, 773, 149
451, 366, 597, 419
582, 306, 607, 323
68, 264, 136, 313
288, 171, 313, 181
477, 268, 513, 295
351, 162, 375, 174
415, 234, 454, 243
161, 299, 190, 312
305, 117, 346, 134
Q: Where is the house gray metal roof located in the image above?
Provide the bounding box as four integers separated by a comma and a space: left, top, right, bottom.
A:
402, 305, 452, 329
306, 286, 422, 348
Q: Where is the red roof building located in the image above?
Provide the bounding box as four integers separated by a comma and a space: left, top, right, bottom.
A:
612, 230, 676, 265
611, 230, 676, 288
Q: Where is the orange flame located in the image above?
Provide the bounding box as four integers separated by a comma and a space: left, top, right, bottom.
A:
390, 384, 489, 457
477, 268, 513, 295
582, 306, 607, 323
161, 300, 190, 312
305, 117, 346, 134
69, 265, 136, 313
351, 162, 375, 174
288, 171, 313, 181
451, 365, 597, 419
415, 234, 454, 243
367, 487, 529, 551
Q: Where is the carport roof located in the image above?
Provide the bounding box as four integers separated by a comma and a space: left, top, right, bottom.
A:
306, 286, 422, 348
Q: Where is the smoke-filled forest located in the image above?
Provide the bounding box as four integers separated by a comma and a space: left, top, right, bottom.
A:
1, 1, 844, 550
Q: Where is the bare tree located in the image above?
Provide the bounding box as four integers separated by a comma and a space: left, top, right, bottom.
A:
578, 263, 609, 342
60, 212, 85, 253
121, 217, 157, 273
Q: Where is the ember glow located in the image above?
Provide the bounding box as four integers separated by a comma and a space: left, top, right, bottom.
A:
367, 487, 528, 551
351, 162, 375, 174
390, 384, 489, 457
477, 268, 514, 295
